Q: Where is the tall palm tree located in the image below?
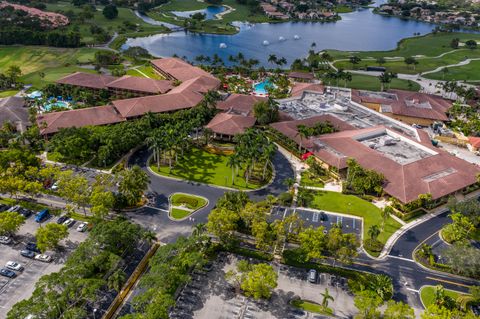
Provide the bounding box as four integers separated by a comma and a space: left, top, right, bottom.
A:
320, 288, 334, 309
146, 130, 162, 169
369, 274, 393, 301
380, 207, 391, 231
261, 141, 277, 181
296, 124, 310, 152
368, 225, 380, 241
192, 223, 206, 237
227, 155, 240, 185
268, 54, 278, 68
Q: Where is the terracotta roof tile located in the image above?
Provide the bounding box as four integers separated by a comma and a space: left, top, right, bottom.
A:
206, 113, 256, 136
151, 58, 216, 82
56, 72, 117, 90
216, 94, 267, 116
291, 83, 325, 97
106, 76, 173, 94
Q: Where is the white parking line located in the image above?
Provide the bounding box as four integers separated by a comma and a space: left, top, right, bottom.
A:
388, 255, 414, 262
406, 287, 419, 293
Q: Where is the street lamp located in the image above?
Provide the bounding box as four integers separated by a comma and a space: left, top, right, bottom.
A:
93, 308, 97, 319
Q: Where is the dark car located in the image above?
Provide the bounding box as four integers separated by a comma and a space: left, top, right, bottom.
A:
20, 250, 35, 259
0, 268, 17, 278
0, 204, 10, 212
56, 216, 68, 224
25, 242, 40, 253
319, 211, 328, 221
19, 208, 32, 218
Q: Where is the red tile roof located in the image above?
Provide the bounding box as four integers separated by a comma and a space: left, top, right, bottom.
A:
288, 72, 315, 80
206, 113, 256, 136
468, 136, 480, 148
56, 72, 117, 90
151, 58, 216, 82
168, 75, 220, 95
106, 76, 173, 94
37, 105, 125, 135
351, 89, 452, 121
311, 127, 480, 203
216, 94, 267, 116
291, 83, 325, 97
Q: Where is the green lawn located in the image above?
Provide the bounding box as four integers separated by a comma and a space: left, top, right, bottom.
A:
170, 207, 192, 220
150, 147, 269, 190
424, 59, 480, 81
420, 286, 465, 308
45, 2, 169, 44
291, 299, 333, 315
171, 193, 207, 210
329, 32, 480, 75
0, 46, 101, 89
126, 65, 164, 79
328, 74, 420, 92
307, 191, 402, 251
0, 90, 18, 98
300, 171, 325, 188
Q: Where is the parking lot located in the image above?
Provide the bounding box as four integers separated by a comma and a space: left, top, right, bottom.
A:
0, 209, 88, 318
270, 206, 362, 237
169, 253, 357, 319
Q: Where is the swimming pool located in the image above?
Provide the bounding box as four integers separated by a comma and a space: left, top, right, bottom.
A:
253, 79, 274, 95
43, 101, 69, 112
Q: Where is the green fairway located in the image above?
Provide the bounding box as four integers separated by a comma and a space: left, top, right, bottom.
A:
336, 74, 420, 91
0, 46, 101, 89
45, 2, 169, 44
420, 286, 466, 308
0, 90, 18, 98
150, 147, 270, 190
307, 191, 402, 252
424, 59, 480, 81
329, 33, 480, 75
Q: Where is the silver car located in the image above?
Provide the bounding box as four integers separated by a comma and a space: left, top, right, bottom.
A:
6, 261, 23, 271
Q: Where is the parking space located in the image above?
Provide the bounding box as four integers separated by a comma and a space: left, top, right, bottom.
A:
0, 209, 88, 318
169, 253, 357, 319
270, 206, 362, 237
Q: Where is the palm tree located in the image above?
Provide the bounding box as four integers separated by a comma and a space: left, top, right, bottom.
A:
283, 178, 295, 191
261, 141, 277, 181
380, 207, 391, 231
146, 130, 162, 169
192, 223, 206, 237
320, 288, 334, 309
203, 128, 213, 146
343, 71, 352, 87
296, 124, 311, 152
369, 274, 393, 301
227, 155, 240, 185
107, 269, 126, 292
433, 285, 446, 306
268, 54, 278, 68
368, 225, 380, 241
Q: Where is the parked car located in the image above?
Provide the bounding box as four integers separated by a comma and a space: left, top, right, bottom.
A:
76, 222, 88, 232
0, 204, 10, 212
308, 269, 317, 283
0, 236, 12, 244
7, 205, 21, 213
20, 250, 35, 259
5, 261, 23, 271
319, 211, 328, 221
63, 218, 75, 227
35, 254, 52, 263
35, 209, 50, 223
25, 242, 40, 253
56, 216, 68, 224
0, 268, 16, 278
19, 208, 32, 218
51, 182, 58, 191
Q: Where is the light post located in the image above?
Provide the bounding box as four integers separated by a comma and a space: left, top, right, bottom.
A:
93, 308, 97, 319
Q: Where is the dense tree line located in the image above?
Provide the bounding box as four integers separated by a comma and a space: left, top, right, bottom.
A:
0, 27, 81, 47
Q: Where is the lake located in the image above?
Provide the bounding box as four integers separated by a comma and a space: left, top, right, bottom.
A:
171, 5, 226, 20
125, 0, 439, 66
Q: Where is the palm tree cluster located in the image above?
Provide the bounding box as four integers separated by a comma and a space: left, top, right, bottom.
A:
268, 54, 288, 69
230, 129, 277, 186
296, 122, 336, 151
440, 81, 477, 101
291, 51, 332, 72
322, 69, 353, 87
378, 71, 398, 91
0, 65, 22, 91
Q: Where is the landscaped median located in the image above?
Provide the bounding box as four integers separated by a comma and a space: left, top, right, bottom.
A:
290, 298, 333, 316
306, 190, 402, 257
420, 285, 466, 308
169, 193, 208, 220
149, 146, 272, 190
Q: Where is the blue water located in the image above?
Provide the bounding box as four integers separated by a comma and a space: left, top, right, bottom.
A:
253, 79, 273, 95
171, 6, 226, 20
44, 101, 69, 111
126, 0, 472, 66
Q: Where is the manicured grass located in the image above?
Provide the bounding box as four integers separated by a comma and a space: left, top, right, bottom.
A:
424, 59, 480, 81
291, 299, 333, 315
0, 46, 101, 89
150, 147, 270, 190
307, 191, 402, 249
171, 193, 207, 210
420, 286, 465, 308
0, 90, 18, 97
170, 207, 192, 220
300, 171, 325, 188
45, 2, 169, 44
326, 74, 420, 92
158, 0, 209, 12
126, 65, 164, 79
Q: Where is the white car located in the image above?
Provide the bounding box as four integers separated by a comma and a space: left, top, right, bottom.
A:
0, 236, 12, 245
51, 182, 58, 191
63, 218, 75, 227
5, 261, 23, 271
76, 222, 88, 232
34, 254, 52, 263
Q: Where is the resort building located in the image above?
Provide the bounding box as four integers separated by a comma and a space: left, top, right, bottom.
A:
56, 72, 173, 98
38, 58, 220, 135
272, 88, 479, 204
150, 58, 217, 82
351, 89, 452, 126
206, 113, 257, 140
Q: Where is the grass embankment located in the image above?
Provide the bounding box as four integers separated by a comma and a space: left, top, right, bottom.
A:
291, 299, 333, 315
0, 46, 100, 89
148, 0, 271, 34
420, 286, 466, 308
424, 59, 480, 82
307, 191, 402, 254
336, 74, 421, 92
45, 1, 169, 45
150, 147, 270, 190
329, 32, 480, 78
